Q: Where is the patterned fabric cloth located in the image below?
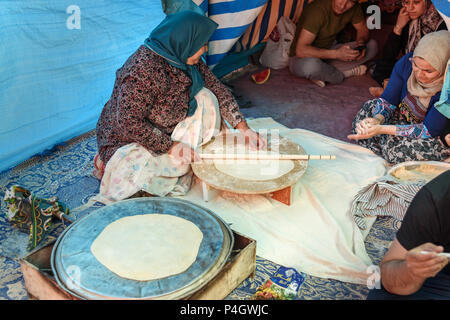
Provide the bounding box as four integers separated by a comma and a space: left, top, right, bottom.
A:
94, 87, 221, 204
171, 88, 222, 148
192, 0, 269, 67
373, 95, 432, 139
351, 175, 426, 230
96, 45, 244, 164
352, 99, 450, 164
373, 97, 397, 121
399, 93, 429, 123
396, 123, 431, 139
234, 0, 308, 53
3, 186, 70, 250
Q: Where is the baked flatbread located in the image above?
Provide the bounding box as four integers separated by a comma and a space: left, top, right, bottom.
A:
91, 214, 203, 281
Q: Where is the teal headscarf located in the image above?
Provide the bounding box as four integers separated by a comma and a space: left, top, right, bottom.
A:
144, 11, 218, 116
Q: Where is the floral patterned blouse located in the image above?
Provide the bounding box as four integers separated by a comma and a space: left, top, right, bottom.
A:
96, 45, 245, 163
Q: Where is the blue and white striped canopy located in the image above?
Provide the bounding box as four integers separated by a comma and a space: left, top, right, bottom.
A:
192, 0, 269, 68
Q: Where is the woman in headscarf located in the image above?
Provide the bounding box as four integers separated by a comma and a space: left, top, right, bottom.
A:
348, 31, 450, 165
369, 0, 446, 97
93, 11, 265, 203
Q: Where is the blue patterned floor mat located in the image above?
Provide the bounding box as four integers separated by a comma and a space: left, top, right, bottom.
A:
0, 132, 399, 300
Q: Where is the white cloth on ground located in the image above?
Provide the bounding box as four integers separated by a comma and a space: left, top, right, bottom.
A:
178, 117, 387, 285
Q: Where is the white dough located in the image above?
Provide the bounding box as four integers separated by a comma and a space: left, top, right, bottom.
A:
214, 158, 294, 181
90, 214, 203, 281
391, 165, 448, 182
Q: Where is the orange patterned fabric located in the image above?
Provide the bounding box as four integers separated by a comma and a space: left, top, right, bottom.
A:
234, 0, 309, 52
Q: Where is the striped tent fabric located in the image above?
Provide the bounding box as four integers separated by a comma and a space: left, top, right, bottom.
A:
193, 0, 269, 68
350, 175, 426, 230
232, 0, 310, 53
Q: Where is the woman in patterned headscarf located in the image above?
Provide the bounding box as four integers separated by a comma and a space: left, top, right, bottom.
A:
369, 0, 446, 97
349, 31, 450, 165
93, 11, 265, 203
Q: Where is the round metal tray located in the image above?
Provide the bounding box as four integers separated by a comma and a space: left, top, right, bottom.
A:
51, 198, 233, 300
387, 161, 450, 183
192, 133, 308, 194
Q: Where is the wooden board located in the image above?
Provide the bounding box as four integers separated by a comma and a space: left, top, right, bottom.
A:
189, 232, 256, 300
201, 178, 297, 206
192, 133, 308, 195
270, 185, 294, 206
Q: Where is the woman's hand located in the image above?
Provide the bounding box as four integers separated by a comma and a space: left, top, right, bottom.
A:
235, 121, 267, 150
347, 117, 382, 140
394, 8, 411, 35
168, 141, 200, 165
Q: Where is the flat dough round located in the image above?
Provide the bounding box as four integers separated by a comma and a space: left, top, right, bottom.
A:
90, 214, 203, 281
213, 158, 294, 181
391, 165, 448, 182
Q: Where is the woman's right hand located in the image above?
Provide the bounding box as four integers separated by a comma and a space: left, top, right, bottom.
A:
347, 117, 382, 140
168, 142, 200, 165
394, 8, 411, 35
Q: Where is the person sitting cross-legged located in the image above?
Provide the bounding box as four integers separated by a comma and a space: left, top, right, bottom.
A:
288, 0, 378, 87
348, 31, 450, 165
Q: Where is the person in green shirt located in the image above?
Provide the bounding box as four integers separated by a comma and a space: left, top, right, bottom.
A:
288, 0, 378, 87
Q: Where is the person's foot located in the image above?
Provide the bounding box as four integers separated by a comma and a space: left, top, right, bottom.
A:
311, 79, 326, 87
369, 86, 384, 97
343, 65, 367, 78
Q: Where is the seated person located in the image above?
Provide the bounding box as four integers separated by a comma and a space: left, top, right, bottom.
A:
367, 170, 450, 299
348, 31, 450, 165
369, 0, 446, 97
93, 11, 265, 202
288, 0, 378, 87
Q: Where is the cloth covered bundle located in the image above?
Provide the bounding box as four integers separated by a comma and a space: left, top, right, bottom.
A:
3, 186, 70, 250
351, 175, 426, 230
259, 16, 297, 70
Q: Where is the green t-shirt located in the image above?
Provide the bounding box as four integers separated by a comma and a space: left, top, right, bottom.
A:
289, 0, 365, 56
